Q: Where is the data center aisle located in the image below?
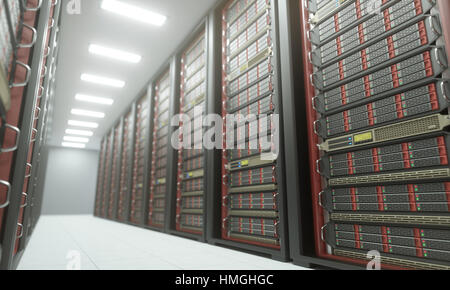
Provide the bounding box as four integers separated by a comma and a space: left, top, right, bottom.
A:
17, 216, 306, 270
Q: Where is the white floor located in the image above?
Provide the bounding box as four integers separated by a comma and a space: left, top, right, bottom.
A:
17, 215, 307, 270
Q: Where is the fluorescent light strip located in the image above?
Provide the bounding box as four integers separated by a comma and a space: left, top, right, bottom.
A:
64, 136, 89, 143
62, 142, 86, 149
75, 94, 114, 105
66, 129, 94, 137
81, 74, 125, 88
89, 44, 141, 63
71, 109, 105, 119
68, 120, 99, 129
101, 0, 167, 26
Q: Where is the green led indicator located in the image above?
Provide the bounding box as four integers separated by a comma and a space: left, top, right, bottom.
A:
424, 253, 428, 257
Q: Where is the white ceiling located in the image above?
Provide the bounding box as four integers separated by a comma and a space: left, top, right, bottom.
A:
47, 0, 219, 150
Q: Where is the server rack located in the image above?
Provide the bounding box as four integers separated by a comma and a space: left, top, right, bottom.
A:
147, 64, 177, 230
170, 23, 208, 241
107, 121, 123, 220
100, 130, 113, 218
116, 108, 135, 223
0, 0, 58, 270
129, 94, 150, 225
297, 0, 450, 270
19, 0, 61, 252
94, 138, 107, 217
205, 0, 289, 261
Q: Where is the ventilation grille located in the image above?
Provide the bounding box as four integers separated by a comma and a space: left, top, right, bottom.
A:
331, 213, 450, 226
329, 169, 450, 186
374, 115, 441, 142
334, 249, 450, 270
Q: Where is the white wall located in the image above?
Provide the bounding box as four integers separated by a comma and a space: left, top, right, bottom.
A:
41, 146, 99, 215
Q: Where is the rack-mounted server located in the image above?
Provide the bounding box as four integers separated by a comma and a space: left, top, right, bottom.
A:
15, 2, 58, 256
24, 1, 62, 242
175, 30, 208, 237
100, 131, 113, 218
299, 0, 450, 269
108, 123, 122, 220
94, 139, 107, 217
217, 0, 289, 260
130, 95, 150, 225
0, 0, 61, 270
117, 109, 135, 222
148, 70, 173, 229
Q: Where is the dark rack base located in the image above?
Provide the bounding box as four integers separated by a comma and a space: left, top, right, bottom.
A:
208, 238, 289, 263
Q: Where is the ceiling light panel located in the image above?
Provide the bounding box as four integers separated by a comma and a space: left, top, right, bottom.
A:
64, 136, 89, 143
75, 94, 114, 105
101, 0, 167, 26
81, 73, 125, 88
71, 109, 105, 119
62, 142, 86, 149
89, 44, 142, 63
65, 129, 94, 137
68, 120, 99, 128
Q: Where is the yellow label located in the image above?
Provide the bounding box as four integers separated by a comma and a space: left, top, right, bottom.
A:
354, 132, 373, 144
240, 63, 248, 72
241, 160, 249, 166
157, 178, 166, 184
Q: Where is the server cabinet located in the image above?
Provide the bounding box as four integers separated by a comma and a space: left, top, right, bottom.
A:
148, 66, 175, 230
117, 108, 135, 222
297, 0, 450, 269
13, 0, 57, 256
19, 0, 61, 251
209, 0, 289, 261
94, 138, 107, 217
130, 94, 150, 225
100, 130, 113, 218
0, 0, 54, 270
107, 120, 123, 220
171, 24, 208, 240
